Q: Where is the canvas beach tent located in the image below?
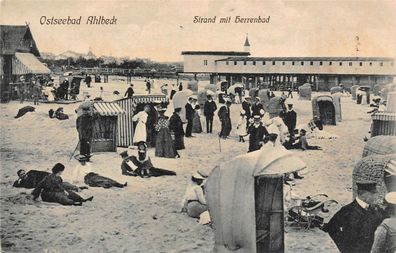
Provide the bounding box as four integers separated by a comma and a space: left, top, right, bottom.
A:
205, 145, 306, 253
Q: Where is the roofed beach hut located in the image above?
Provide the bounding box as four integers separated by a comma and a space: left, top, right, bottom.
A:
330, 86, 343, 94
116, 94, 168, 147
298, 83, 312, 100
268, 96, 285, 119
312, 95, 337, 125
91, 102, 124, 152
352, 154, 396, 207
370, 91, 396, 137
206, 145, 306, 253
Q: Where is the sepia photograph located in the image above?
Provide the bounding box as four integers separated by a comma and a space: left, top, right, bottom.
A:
1, 0, 396, 252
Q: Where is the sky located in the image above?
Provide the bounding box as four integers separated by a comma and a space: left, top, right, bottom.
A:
1, 0, 396, 62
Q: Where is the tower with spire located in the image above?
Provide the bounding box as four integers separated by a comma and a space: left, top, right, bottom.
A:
244, 34, 250, 53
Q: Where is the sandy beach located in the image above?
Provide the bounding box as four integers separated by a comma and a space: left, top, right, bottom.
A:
0, 78, 373, 253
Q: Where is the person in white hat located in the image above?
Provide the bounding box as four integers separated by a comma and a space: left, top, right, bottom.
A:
247, 115, 269, 152
371, 192, 396, 253
180, 171, 208, 218
236, 109, 248, 142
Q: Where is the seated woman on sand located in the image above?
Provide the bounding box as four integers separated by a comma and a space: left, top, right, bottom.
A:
32, 163, 93, 206
120, 142, 176, 178
180, 171, 208, 218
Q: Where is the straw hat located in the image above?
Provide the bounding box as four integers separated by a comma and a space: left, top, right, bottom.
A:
385, 192, 396, 205
192, 171, 205, 180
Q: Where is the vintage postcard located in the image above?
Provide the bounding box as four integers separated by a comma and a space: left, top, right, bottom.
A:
1, 0, 396, 252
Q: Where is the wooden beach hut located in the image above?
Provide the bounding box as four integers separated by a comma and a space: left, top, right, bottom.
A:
91, 102, 124, 152
268, 96, 285, 119
330, 86, 343, 94
205, 145, 306, 253
116, 94, 168, 147
312, 95, 337, 125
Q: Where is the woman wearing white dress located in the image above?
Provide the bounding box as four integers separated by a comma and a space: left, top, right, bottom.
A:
236, 110, 248, 142
132, 106, 150, 145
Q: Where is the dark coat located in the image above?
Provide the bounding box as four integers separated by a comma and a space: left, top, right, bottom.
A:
251, 103, 264, 116
76, 114, 93, 140
242, 101, 251, 119
323, 200, 386, 253
248, 123, 269, 152
284, 110, 297, 130
84, 172, 125, 188
204, 100, 217, 117
31, 174, 83, 205
124, 87, 134, 98
13, 170, 49, 188
218, 105, 231, 137
15, 106, 35, 119
169, 113, 185, 150
185, 103, 194, 121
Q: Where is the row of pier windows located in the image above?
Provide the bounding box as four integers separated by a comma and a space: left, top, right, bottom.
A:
221, 60, 393, 67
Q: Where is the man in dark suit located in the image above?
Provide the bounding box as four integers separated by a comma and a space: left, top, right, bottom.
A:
242, 95, 252, 129
203, 94, 217, 133
185, 96, 196, 137
248, 115, 269, 152
284, 104, 297, 137
322, 180, 386, 253
218, 100, 232, 139
13, 169, 49, 188
251, 97, 264, 116
76, 105, 94, 160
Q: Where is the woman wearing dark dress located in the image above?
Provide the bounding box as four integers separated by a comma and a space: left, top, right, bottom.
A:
169, 107, 185, 150
155, 108, 178, 158
32, 163, 93, 206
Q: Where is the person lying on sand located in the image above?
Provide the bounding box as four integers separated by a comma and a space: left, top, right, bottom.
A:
74, 156, 127, 189
14, 169, 87, 191
180, 171, 208, 218
296, 117, 338, 139
31, 163, 93, 206
15, 106, 35, 119
119, 142, 176, 178
283, 129, 322, 151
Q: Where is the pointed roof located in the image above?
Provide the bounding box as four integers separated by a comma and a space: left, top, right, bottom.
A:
244, 35, 250, 47
0, 25, 40, 56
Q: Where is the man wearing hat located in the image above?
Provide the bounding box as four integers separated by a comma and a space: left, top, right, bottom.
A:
185, 96, 197, 137
76, 103, 94, 160
323, 180, 386, 253
124, 83, 135, 98
284, 104, 297, 138
218, 99, 232, 139
371, 192, 396, 253
203, 94, 217, 133
251, 97, 264, 116
241, 94, 252, 128
248, 115, 269, 152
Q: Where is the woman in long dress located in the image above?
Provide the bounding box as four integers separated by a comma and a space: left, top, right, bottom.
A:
192, 105, 202, 133
132, 106, 150, 145
236, 110, 247, 142
169, 107, 185, 150
180, 172, 208, 218
155, 108, 178, 158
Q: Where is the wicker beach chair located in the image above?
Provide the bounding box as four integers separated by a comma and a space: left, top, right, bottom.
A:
362, 136, 396, 157
352, 154, 396, 207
